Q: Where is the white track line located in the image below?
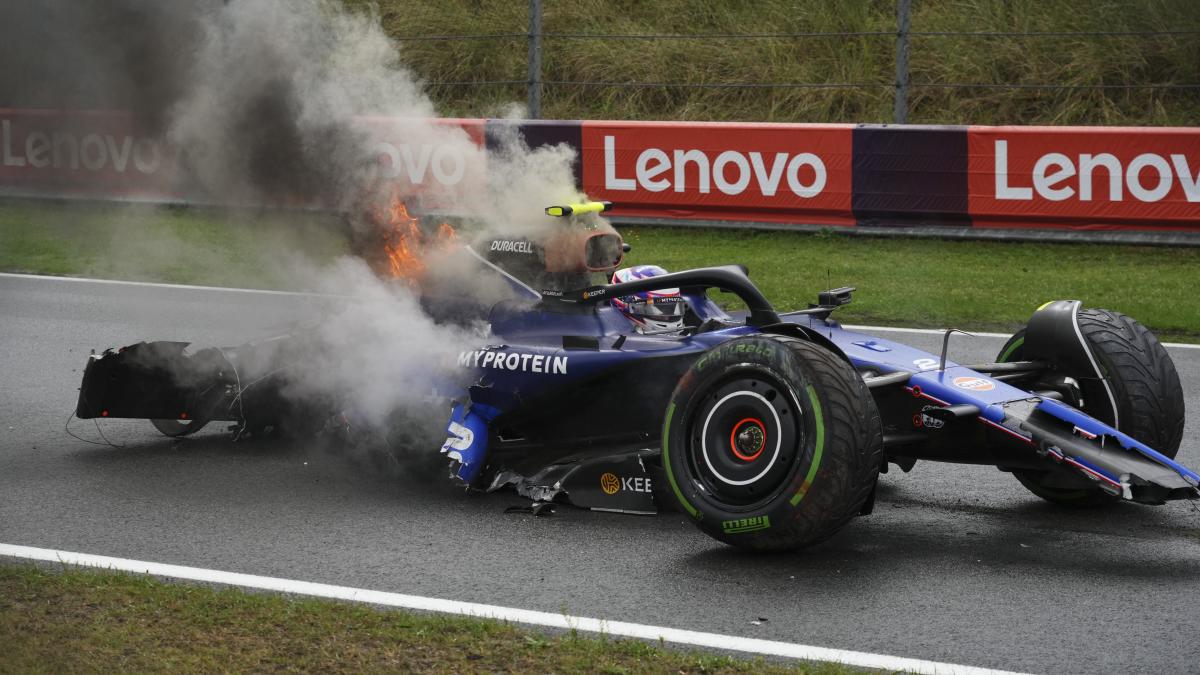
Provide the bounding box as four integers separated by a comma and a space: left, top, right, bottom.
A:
3, 272, 1196, 350
842, 324, 1200, 350
843, 324, 1012, 339
0, 271, 320, 297
0, 543, 1026, 675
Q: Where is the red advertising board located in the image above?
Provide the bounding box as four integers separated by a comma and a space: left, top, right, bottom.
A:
0, 109, 488, 208
0, 109, 181, 201
3, 109, 1199, 236
968, 126, 1200, 229
355, 116, 488, 213
580, 121, 855, 225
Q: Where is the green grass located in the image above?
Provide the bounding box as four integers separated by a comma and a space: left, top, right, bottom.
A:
1, 201, 1196, 341
0, 200, 348, 290
0, 565, 864, 674
348, 0, 1200, 125
620, 226, 1200, 342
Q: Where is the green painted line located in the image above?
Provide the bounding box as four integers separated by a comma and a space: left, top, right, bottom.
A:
661, 402, 700, 519
790, 385, 825, 507
998, 335, 1024, 362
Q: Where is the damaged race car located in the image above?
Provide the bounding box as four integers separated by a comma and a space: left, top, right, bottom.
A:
75, 201, 1198, 551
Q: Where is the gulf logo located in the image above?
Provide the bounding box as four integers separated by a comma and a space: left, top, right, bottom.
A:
953, 376, 995, 392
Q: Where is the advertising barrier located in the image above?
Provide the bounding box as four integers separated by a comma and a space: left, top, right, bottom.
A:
359, 116, 488, 213
968, 126, 1200, 230
0, 110, 489, 210
0, 110, 180, 202
2, 109, 1198, 236
580, 121, 854, 226
851, 125, 969, 228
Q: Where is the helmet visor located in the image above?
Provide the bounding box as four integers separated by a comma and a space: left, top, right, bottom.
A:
632, 298, 684, 321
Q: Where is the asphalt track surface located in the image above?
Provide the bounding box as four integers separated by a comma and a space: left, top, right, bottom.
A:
2, 274, 1198, 674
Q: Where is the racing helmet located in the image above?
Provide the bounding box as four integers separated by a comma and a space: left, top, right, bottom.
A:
610, 265, 685, 332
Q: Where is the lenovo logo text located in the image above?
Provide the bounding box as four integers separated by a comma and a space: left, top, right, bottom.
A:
993, 139, 1200, 203
2, 119, 162, 174
603, 135, 827, 198
374, 141, 467, 186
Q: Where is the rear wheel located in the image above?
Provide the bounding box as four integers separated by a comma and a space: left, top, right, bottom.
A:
662, 335, 882, 551
999, 308, 1184, 506
150, 418, 209, 437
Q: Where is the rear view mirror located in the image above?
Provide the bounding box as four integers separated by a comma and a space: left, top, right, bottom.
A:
584, 233, 625, 272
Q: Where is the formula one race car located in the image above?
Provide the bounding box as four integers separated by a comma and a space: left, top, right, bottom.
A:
75, 201, 1198, 551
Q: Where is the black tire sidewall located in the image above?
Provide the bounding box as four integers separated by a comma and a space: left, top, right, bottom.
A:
1075, 309, 1185, 456
663, 336, 876, 550
998, 309, 1184, 506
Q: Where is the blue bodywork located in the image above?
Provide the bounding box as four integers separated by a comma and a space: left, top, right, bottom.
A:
70, 248, 1199, 512
442, 267, 1199, 505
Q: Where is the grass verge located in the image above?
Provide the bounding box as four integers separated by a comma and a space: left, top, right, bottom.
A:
621, 226, 1200, 342
0, 200, 349, 290
0, 565, 862, 674
1, 200, 1196, 342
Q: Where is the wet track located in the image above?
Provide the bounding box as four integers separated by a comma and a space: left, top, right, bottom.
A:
2, 273, 1198, 674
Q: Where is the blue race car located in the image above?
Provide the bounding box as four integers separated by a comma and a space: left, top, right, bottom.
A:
76, 201, 1198, 551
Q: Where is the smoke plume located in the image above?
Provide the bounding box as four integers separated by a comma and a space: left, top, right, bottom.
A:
1, 0, 586, 220
1, 1, 594, 449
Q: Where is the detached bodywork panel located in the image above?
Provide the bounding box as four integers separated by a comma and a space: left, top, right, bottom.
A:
78, 334, 328, 437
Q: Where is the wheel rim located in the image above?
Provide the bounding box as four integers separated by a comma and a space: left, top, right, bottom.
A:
687, 370, 802, 508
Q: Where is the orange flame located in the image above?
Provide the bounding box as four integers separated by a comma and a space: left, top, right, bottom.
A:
370, 187, 457, 281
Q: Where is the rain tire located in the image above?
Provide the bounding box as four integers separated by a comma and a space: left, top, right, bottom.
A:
662, 335, 882, 552
998, 308, 1184, 507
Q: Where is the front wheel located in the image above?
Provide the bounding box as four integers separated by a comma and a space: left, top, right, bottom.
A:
662, 335, 882, 552
998, 307, 1185, 507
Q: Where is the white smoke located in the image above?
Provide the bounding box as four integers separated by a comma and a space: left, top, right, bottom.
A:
168, 0, 437, 207
162, 0, 586, 231
1, 0, 600, 443
171, 0, 583, 434
285, 257, 488, 426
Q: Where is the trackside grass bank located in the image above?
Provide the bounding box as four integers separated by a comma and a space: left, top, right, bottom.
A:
357, 0, 1200, 126
1, 200, 1196, 342
0, 565, 864, 674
